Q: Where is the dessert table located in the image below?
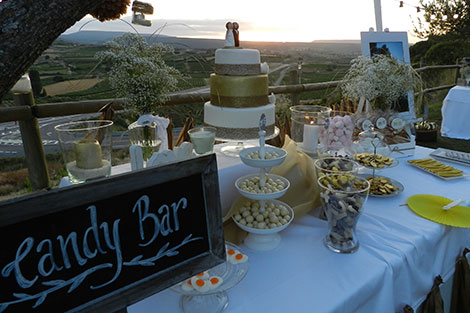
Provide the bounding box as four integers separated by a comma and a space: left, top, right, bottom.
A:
120, 145, 469, 313
441, 86, 470, 139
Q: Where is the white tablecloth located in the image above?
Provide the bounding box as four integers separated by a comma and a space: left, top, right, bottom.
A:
441, 86, 470, 139
125, 146, 470, 313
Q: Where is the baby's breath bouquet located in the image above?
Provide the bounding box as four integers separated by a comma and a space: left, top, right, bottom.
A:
341, 55, 422, 111
96, 33, 181, 114
96, 33, 182, 156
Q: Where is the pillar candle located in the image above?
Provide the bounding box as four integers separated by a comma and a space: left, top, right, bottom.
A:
303, 123, 321, 152
74, 139, 103, 169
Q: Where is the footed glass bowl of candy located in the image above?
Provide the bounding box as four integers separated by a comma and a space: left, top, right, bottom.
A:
318, 174, 370, 253
232, 198, 294, 250
239, 146, 287, 168
235, 174, 290, 201
171, 242, 249, 313
314, 157, 359, 177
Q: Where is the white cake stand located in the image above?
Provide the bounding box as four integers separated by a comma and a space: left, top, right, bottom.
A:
232, 199, 294, 251
232, 141, 293, 250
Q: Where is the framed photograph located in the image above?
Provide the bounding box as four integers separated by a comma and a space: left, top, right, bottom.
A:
360, 31, 415, 118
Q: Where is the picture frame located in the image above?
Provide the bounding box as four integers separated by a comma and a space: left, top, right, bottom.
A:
360, 30, 415, 118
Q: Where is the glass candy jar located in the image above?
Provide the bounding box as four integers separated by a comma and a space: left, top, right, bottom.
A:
318, 174, 370, 253
289, 105, 331, 155
320, 111, 355, 156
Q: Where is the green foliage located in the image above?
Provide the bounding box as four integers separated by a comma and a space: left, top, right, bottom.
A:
423, 40, 470, 64
415, 0, 470, 40
410, 1, 470, 65
28, 69, 42, 95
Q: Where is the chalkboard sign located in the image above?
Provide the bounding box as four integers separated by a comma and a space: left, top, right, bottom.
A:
0, 154, 225, 312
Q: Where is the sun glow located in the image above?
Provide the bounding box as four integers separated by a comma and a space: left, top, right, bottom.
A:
71, 0, 424, 43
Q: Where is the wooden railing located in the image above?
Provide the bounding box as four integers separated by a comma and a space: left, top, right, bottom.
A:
0, 64, 461, 191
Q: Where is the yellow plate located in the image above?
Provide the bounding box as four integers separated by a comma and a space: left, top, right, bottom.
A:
407, 195, 470, 228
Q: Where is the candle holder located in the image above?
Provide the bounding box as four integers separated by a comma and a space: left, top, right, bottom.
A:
289, 105, 331, 156
55, 120, 113, 184
188, 126, 216, 155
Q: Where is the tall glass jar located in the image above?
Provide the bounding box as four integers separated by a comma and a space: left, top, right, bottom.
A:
318, 173, 370, 253
289, 105, 331, 155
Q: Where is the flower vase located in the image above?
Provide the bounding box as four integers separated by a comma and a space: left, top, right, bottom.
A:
128, 114, 169, 161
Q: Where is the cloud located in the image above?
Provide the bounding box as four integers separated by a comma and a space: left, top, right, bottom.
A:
65, 17, 254, 39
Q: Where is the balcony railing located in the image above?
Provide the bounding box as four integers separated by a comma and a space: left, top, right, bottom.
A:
0, 64, 461, 191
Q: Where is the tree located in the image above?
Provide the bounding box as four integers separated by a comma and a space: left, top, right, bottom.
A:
28, 69, 43, 96
0, 0, 129, 103
414, 0, 470, 40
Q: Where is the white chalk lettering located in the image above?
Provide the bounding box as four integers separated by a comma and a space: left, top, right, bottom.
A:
84, 205, 107, 255
171, 198, 187, 231
57, 232, 87, 269
133, 195, 160, 247
36, 239, 62, 277
92, 219, 122, 289
133, 195, 188, 247
1, 237, 38, 288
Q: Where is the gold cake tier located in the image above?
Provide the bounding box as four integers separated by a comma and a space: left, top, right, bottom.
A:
210, 73, 268, 108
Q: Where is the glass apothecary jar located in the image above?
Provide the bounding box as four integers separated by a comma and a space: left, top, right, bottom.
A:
289, 105, 331, 155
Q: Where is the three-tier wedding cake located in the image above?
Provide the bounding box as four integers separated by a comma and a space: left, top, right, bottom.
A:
204, 23, 275, 140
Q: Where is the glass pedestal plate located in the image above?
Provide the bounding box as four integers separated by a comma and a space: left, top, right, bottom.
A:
215, 127, 280, 158
171, 242, 249, 313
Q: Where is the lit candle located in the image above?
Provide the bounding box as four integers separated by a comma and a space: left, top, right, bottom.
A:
303, 121, 321, 152
189, 130, 216, 154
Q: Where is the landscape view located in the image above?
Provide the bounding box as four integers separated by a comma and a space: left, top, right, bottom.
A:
0, 0, 468, 200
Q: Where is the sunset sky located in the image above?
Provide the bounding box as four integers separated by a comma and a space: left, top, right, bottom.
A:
66, 0, 426, 42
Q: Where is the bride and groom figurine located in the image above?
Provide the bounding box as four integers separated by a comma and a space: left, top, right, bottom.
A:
225, 22, 240, 47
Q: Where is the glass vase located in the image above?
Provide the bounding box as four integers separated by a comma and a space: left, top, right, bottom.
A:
55, 120, 113, 184
318, 173, 370, 253
128, 119, 163, 161
289, 105, 331, 156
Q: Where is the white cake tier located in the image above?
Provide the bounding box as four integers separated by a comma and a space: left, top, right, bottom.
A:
215, 48, 260, 65
204, 102, 275, 128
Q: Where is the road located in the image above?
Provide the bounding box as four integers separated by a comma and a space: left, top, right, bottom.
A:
0, 114, 130, 158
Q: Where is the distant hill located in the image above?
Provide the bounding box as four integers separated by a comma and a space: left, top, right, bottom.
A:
59, 31, 361, 56
60, 31, 225, 49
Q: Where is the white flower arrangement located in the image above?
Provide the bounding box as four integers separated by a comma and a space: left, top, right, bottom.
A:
460, 66, 470, 78
96, 33, 181, 114
341, 55, 422, 111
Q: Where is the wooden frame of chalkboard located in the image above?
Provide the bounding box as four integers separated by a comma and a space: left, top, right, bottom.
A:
0, 154, 225, 313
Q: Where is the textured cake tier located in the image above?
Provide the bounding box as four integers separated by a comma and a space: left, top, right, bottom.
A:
210, 74, 268, 107
204, 102, 275, 140
204, 102, 275, 128
215, 48, 261, 75
211, 124, 275, 141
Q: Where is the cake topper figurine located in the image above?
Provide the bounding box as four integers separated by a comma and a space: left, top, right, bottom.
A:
225, 22, 235, 47
233, 22, 240, 47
